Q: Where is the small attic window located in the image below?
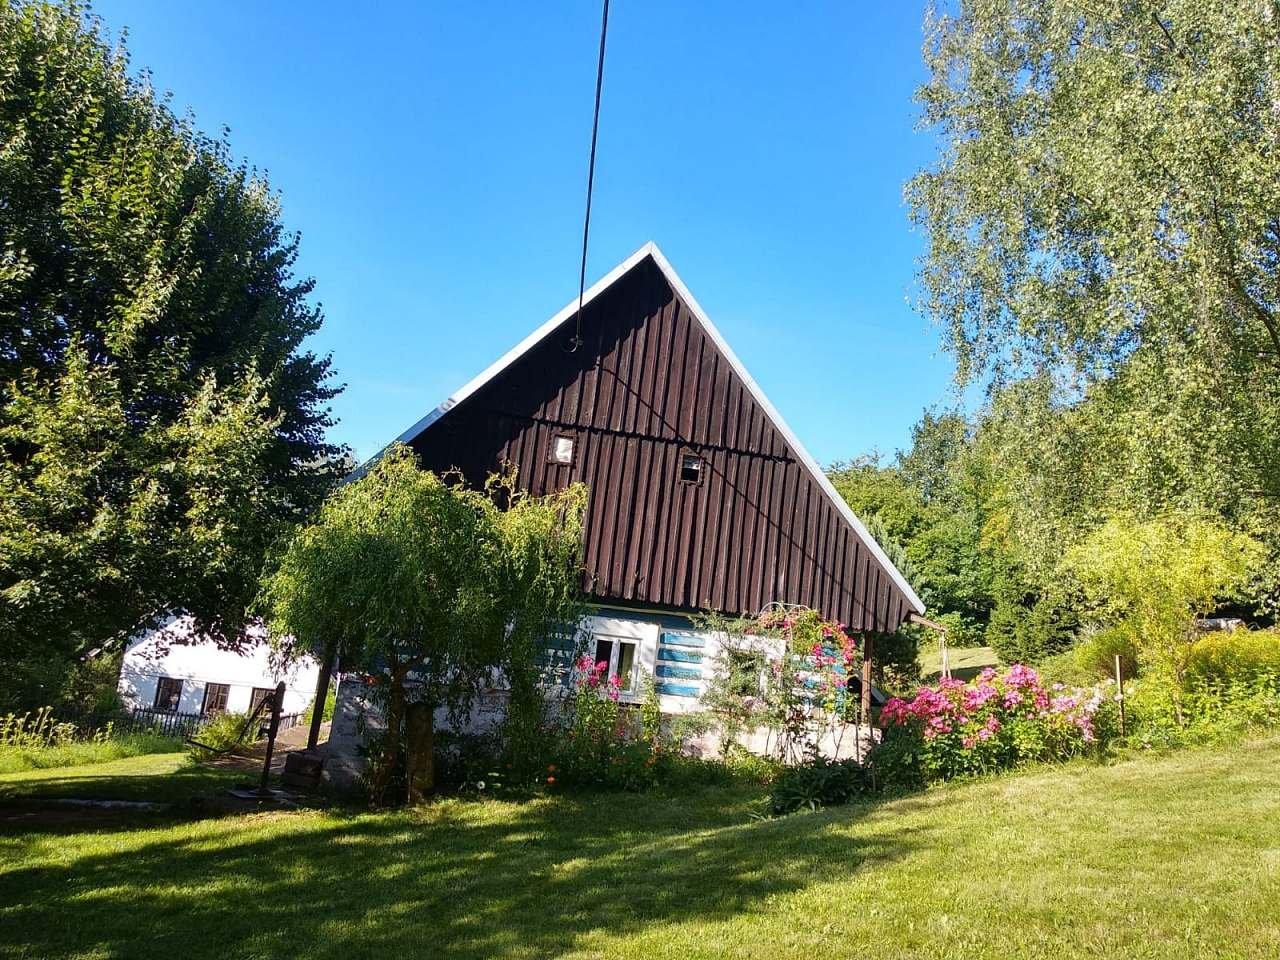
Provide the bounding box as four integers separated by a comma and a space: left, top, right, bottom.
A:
549, 434, 576, 465
679, 453, 703, 484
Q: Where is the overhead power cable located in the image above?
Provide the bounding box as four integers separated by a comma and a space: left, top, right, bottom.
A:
567, 0, 611, 352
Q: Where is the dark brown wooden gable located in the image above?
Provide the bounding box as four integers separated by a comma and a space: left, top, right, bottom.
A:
408, 255, 914, 633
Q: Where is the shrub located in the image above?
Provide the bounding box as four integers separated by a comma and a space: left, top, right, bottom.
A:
875, 665, 1112, 784
1072, 626, 1139, 682
1113, 629, 1280, 749
1185, 629, 1280, 687
188, 712, 259, 761
987, 594, 1076, 666
766, 756, 872, 816
553, 656, 661, 791
432, 730, 543, 797
0, 707, 181, 774
1064, 512, 1262, 725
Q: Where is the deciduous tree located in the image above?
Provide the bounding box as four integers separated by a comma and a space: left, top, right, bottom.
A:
259, 445, 585, 804
0, 1, 344, 707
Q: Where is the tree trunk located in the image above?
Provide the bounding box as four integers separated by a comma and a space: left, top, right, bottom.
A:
306, 641, 336, 750
370, 677, 406, 807
404, 700, 435, 804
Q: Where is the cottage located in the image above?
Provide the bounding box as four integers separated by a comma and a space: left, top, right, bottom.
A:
118, 615, 320, 721
326, 243, 924, 778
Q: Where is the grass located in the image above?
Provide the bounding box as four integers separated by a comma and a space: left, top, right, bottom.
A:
0, 751, 246, 803
919, 644, 1000, 682
2, 740, 1279, 959
0, 731, 184, 776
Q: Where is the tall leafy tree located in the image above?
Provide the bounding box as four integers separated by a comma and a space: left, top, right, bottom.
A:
907, 0, 1280, 620
909, 0, 1280, 387
0, 1, 344, 707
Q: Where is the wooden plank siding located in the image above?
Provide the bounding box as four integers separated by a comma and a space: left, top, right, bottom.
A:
408, 255, 914, 633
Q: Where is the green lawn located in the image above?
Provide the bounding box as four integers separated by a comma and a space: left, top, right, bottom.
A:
2, 740, 1279, 959
919, 644, 1000, 682
0, 751, 248, 803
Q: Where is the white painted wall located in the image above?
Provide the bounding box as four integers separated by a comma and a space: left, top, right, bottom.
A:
118, 615, 320, 716
323, 606, 876, 788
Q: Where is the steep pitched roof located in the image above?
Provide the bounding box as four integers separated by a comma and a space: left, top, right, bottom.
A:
378, 242, 924, 617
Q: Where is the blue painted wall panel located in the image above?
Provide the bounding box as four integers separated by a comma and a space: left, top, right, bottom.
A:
655, 682, 700, 698
655, 664, 702, 680
657, 648, 703, 664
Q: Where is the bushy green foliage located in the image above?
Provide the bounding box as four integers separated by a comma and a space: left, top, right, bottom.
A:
1071, 628, 1139, 684
302, 685, 337, 728
260, 445, 586, 804
187, 712, 258, 761
1119, 628, 1280, 750
766, 756, 871, 817
0, 1, 344, 710
1065, 513, 1262, 722
1186, 629, 1280, 688
0, 706, 179, 773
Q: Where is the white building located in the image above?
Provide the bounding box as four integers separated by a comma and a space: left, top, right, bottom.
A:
118, 614, 320, 718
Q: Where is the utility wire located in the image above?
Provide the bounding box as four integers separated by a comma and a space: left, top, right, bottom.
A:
568, 0, 611, 352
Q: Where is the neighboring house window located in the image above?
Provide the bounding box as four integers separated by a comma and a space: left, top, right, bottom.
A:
548, 434, 576, 465
593, 636, 639, 694
202, 683, 230, 715
679, 452, 703, 484
154, 677, 183, 712
249, 686, 277, 716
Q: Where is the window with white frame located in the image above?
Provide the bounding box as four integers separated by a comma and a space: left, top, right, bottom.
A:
593, 635, 640, 694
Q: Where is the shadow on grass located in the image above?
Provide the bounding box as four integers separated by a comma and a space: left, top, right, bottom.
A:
0, 762, 248, 805
0, 784, 922, 960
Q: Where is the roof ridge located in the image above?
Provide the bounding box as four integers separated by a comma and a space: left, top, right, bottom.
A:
358, 242, 925, 614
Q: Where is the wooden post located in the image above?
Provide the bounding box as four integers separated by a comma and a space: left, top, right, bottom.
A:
1115, 654, 1126, 738
258, 680, 286, 794
861, 634, 876, 729
306, 643, 336, 751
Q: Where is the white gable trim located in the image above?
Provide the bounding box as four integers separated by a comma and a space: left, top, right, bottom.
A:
367, 241, 925, 615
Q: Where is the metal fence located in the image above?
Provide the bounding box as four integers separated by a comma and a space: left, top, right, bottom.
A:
121, 707, 208, 739
122, 706, 302, 740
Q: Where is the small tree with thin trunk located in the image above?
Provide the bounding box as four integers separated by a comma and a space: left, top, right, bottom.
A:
259, 444, 585, 804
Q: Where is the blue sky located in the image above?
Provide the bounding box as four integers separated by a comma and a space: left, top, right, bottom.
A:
96, 1, 957, 466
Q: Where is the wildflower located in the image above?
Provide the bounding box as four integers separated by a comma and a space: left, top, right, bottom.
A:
546, 776, 556, 785
547, 763, 556, 772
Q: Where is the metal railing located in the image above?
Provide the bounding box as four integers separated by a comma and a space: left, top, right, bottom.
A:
105, 703, 302, 743
123, 707, 208, 739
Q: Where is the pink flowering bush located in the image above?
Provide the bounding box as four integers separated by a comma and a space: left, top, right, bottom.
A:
555, 653, 662, 790
874, 665, 1114, 785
